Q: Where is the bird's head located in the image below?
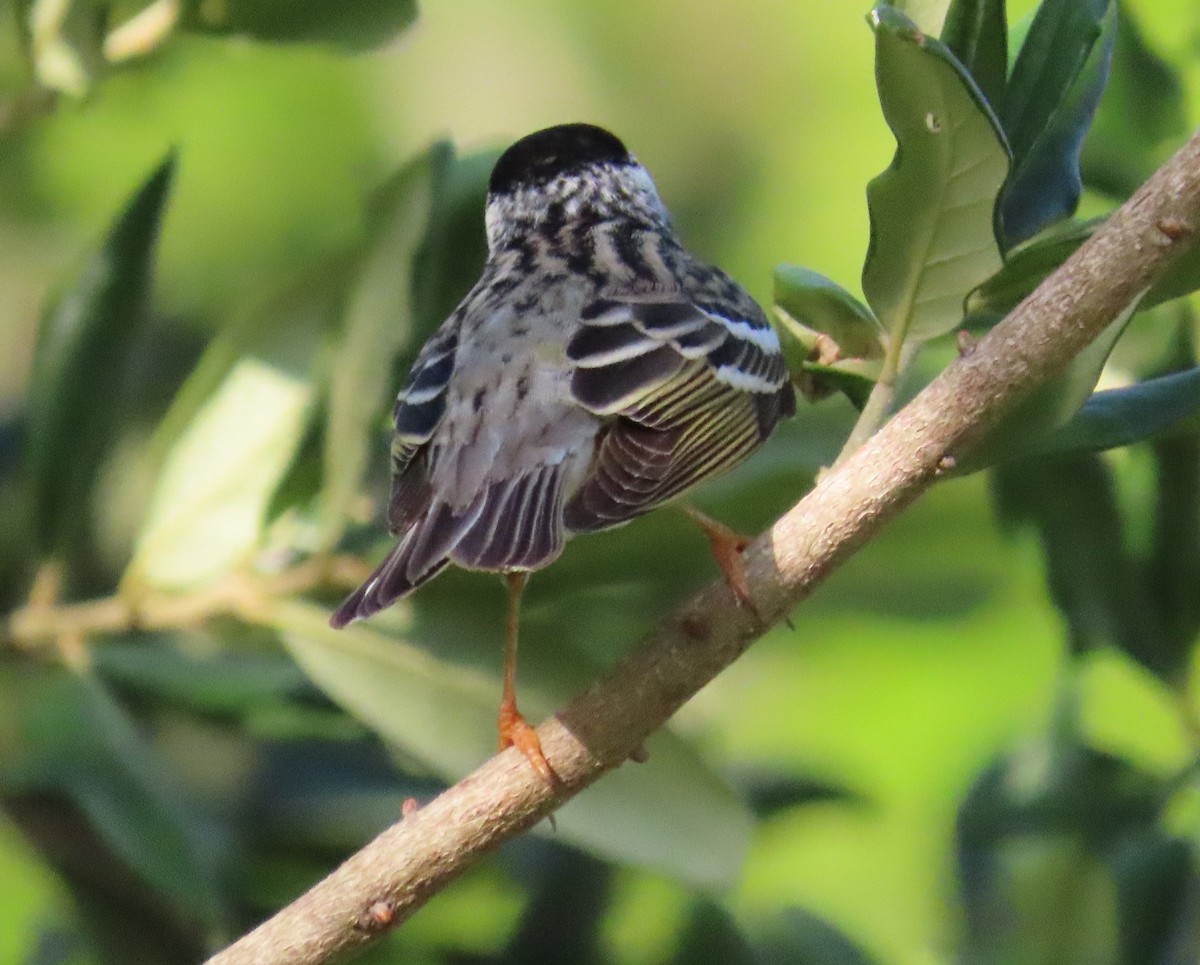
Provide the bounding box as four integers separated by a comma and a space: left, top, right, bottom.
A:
484, 123, 672, 249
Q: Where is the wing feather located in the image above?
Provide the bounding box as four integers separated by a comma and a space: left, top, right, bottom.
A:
564, 296, 792, 534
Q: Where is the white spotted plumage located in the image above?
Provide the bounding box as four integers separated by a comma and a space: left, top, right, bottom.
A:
332, 124, 794, 628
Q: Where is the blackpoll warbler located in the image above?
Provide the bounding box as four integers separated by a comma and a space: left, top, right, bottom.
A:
332, 124, 795, 781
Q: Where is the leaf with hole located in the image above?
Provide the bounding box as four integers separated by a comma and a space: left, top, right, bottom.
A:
862, 5, 1010, 345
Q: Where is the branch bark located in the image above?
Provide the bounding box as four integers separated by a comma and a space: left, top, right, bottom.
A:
206, 130, 1200, 965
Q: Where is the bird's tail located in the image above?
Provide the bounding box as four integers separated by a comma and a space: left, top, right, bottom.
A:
329, 463, 569, 629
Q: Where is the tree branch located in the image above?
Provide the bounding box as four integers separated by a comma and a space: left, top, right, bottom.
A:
206, 130, 1200, 965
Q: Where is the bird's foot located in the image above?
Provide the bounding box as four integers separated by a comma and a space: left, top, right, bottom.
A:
498, 698, 557, 786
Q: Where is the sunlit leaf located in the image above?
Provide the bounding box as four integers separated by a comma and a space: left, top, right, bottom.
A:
889, 0, 952, 35
941, 0, 1007, 110
862, 5, 1009, 344
318, 143, 452, 550
1082, 1, 1186, 198
0, 665, 224, 926
179, 0, 418, 51
265, 598, 753, 888
126, 358, 316, 589
1000, 0, 1114, 245
26, 154, 175, 559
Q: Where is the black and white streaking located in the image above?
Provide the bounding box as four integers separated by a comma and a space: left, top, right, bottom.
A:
331, 123, 795, 628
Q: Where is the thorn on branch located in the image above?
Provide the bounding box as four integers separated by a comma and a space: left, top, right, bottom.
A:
1156, 217, 1193, 244
401, 798, 421, 819
354, 899, 397, 933
956, 330, 978, 357
936, 454, 957, 476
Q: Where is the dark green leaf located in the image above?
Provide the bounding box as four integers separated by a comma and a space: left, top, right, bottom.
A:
1109, 831, 1195, 965
957, 745, 1164, 965
319, 143, 452, 550
179, 0, 417, 51
1082, 2, 1187, 198
94, 639, 312, 715
1000, 0, 1114, 245
941, 0, 1007, 109
736, 769, 869, 820
667, 900, 756, 965
958, 296, 1138, 473
1145, 334, 1200, 685
25, 154, 175, 559
863, 5, 1009, 344
0, 664, 224, 927
1016, 367, 1200, 460
966, 218, 1099, 318
758, 909, 880, 965
972, 214, 1200, 315
991, 455, 1143, 657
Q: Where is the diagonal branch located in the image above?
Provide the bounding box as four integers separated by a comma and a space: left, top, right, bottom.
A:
206, 129, 1200, 965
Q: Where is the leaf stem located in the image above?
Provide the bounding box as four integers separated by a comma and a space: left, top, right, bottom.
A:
833, 334, 914, 464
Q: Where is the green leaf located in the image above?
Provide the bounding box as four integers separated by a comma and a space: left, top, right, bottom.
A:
759, 909, 881, 965
772, 265, 883, 406
124, 279, 331, 590
1000, 0, 1114, 245
965, 217, 1099, 318
957, 745, 1163, 965
1017, 366, 1200, 460
318, 143, 452, 550
25, 154, 175, 559
862, 5, 1010, 345
1081, 2, 1186, 199
126, 358, 317, 589
0, 665, 224, 926
179, 0, 417, 51
991, 456, 1144, 657
941, 0, 1007, 110
266, 599, 752, 888
889, 0, 953, 34
957, 296, 1140, 473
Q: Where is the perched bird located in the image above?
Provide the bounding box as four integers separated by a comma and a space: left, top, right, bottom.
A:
331, 123, 794, 781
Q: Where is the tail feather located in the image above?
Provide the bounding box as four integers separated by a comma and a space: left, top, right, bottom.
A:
329, 465, 570, 629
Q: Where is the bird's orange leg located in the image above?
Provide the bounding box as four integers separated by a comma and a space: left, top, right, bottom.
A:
682, 504, 760, 619
497, 571, 556, 785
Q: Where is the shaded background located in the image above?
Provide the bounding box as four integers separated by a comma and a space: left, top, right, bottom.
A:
2, 0, 1200, 962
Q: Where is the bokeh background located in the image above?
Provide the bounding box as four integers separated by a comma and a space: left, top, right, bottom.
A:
2, 0, 1200, 962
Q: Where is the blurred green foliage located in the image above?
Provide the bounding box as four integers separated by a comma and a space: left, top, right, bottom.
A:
3, 0, 1200, 963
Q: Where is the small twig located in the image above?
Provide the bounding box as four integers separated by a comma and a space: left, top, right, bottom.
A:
204, 130, 1200, 965
4, 554, 371, 651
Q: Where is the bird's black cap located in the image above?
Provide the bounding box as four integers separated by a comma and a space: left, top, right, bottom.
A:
488, 123, 632, 196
